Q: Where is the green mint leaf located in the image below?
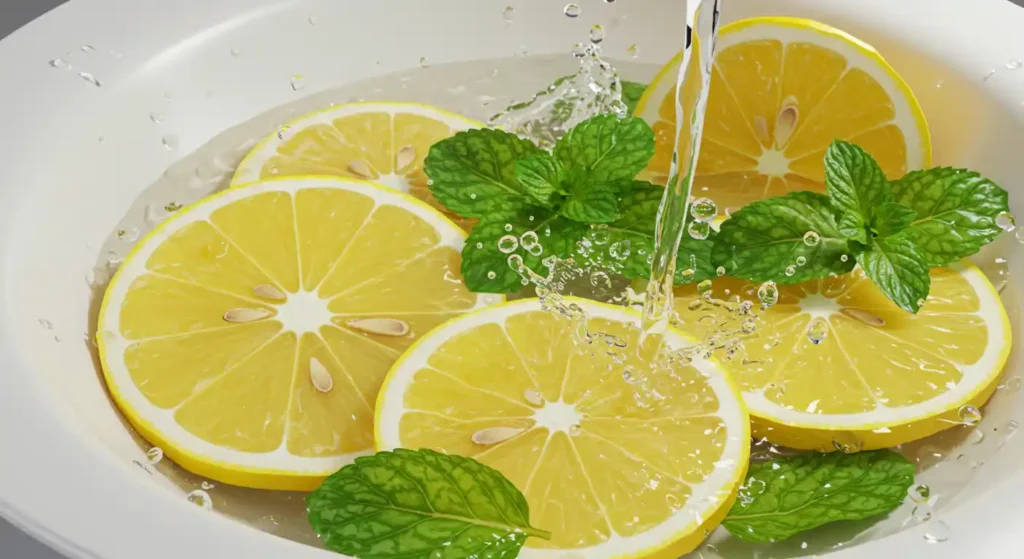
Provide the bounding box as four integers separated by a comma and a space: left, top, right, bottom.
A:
857, 233, 931, 313
892, 167, 1010, 266
578, 182, 714, 284
824, 140, 892, 243
621, 80, 648, 116
515, 154, 566, 207
561, 178, 620, 223
461, 208, 586, 293
712, 191, 856, 284
553, 114, 654, 183
425, 128, 543, 218
308, 449, 551, 558
871, 202, 917, 238
722, 450, 914, 543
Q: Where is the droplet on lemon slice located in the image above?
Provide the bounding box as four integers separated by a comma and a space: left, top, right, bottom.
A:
674, 262, 1010, 451
231, 102, 482, 230
375, 298, 749, 558
635, 16, 930, 213
97, 176, 500, 490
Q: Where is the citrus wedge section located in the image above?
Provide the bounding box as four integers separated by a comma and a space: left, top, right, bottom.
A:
375, 298, 749, 558
98, 176, 501, 490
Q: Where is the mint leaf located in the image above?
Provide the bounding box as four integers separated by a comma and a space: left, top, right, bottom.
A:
712, 191, 856, 284
722, 450, 914, 543
892, 168, 1010, 266
462, 208, 586, 293
425, 128, 543, 218
824, 140, 892, 243
515, 154, 566, 207
871, 203, 917, 237
553, 114, 654, 184
308, 449, 551, 558
857, 233, 931, 313
621, 81, 648, 116
561, 178, 620, 223
579, 183, 714, 284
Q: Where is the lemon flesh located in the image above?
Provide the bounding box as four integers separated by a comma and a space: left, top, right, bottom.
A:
98, 176, 499, 490
674, 263, 1010, 450
636, 17, 930, 212
232, 102, 482, 230
375, 299, 750, 558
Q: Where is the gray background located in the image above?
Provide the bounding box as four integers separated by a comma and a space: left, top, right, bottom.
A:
2, 0, 1024, 557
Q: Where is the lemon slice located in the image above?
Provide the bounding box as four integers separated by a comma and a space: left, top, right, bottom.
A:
635, 17, 930, 212
97, 176, 500, 490
375, 298, 749, 558
231, 102, 482, 230
674, 263, 1010, 451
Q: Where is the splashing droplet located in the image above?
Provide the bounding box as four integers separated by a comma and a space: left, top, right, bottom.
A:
958, 405, 982, 426
909, 483, 931, 504
290, 74, 306, 91
564, 3, 581, 18
691, 198, 718, 221
626, 44, 640, 58
503, 6, 515, 21
608, 239, 631, 260
589, 25, 605, 44
589, 270, 611, 288
996, 211, 1016, 232
688, 220, 711, 240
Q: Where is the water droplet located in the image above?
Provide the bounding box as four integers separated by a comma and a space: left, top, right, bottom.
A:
1007, 419, 1020, 434
626, 44, 640, 58
958, 405, 982, 426
79, 72, 102, 87
507, 254, 525, 272
796, 256, 807, 266
520, 231, 540, 251
186, 490, 213, 510
161, 134, 180, 151
924, 520, 950, 543
807, 318, 828, 344
589, 25, 605, 44
715, 266, 726, 277
569, 424, 582, 436
840, 254, 849, 262
622, 369, 634, 383
564, 3, 580, 18
38, 319, 53, 330
498, 235, 519, 254
277, 126, 294, 141
589, 270, 611, 288
688, 220, 711, 240
1007, 59, 1023, 70
308, 15, 318, 25
504, 223, 514, 232
49, 58, 71, 70
474, 242, 483, 250
912, 504, 933, 523
81, 44, 95, 53
757, 281, 779, 307
418, 57, 430, 68
909, 483, 930, 504
502, 6, 515, 21
146, 447, 164, 464
608, 239, 631, 260
802, 231, 821, 246
691, 198, 718, 221
996, 211, 1016, 231
487, 271, 497, 280
290, 74, 306, 91
149, 112, 166, 124
784, 265, 796, 277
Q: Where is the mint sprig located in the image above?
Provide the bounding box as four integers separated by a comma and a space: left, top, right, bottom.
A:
308, 448, 551, 558
722, 450, 914, 543
716, 139, 1010, 312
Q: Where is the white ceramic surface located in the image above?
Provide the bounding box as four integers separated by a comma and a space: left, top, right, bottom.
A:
1, 0, 1023, 558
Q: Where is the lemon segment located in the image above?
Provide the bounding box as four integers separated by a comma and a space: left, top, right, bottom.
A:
98, 176, 501, 490
375, 298, 750, 558
231, 102, 482, 230
674, 262, 1010, 451
636, 17, 930, 212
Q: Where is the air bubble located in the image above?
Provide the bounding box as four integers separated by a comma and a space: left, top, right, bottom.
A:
608, 239, 631, 260
923, 520, 950, 543
146, 447, 163, 464
487, 271, 497, 279
507, 254, 525, 272
688, 220, 711, 240
690, 198, 718, 221
784, 265, 796, 277
958, 405, 982, 426
757, 281, 779, 307
996, 211, 1016, 232
498, 235, 519, 254
520, 231, 540, 250
840, 254, 849, 262
716, 266, 726, 277
909, 483, 930, 504
807, 318, 828, 344
796, 256, 807, 266
803, 231, 821, 246
564, 4, 580, 18
186, 490, 213, 510
504, 223, 514, 232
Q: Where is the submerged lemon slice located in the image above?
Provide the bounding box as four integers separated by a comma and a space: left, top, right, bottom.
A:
375, 298, 750, 558
97, 176, 500, 490
674, 263, 1010, 451
232, 102, 481, 230
635, 16, 930, 212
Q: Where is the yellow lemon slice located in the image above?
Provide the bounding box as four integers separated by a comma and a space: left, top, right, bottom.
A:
375, 298, 750, 558
636, 17, 930, 213
97, 176, 501, 490
231, 102, 481, 230
674, 263, 1010, 451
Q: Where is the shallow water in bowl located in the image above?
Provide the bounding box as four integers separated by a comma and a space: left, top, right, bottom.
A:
82, 55, 1024, 556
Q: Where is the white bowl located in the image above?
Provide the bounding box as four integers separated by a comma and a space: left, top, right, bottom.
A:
1, 0, 1022, 557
